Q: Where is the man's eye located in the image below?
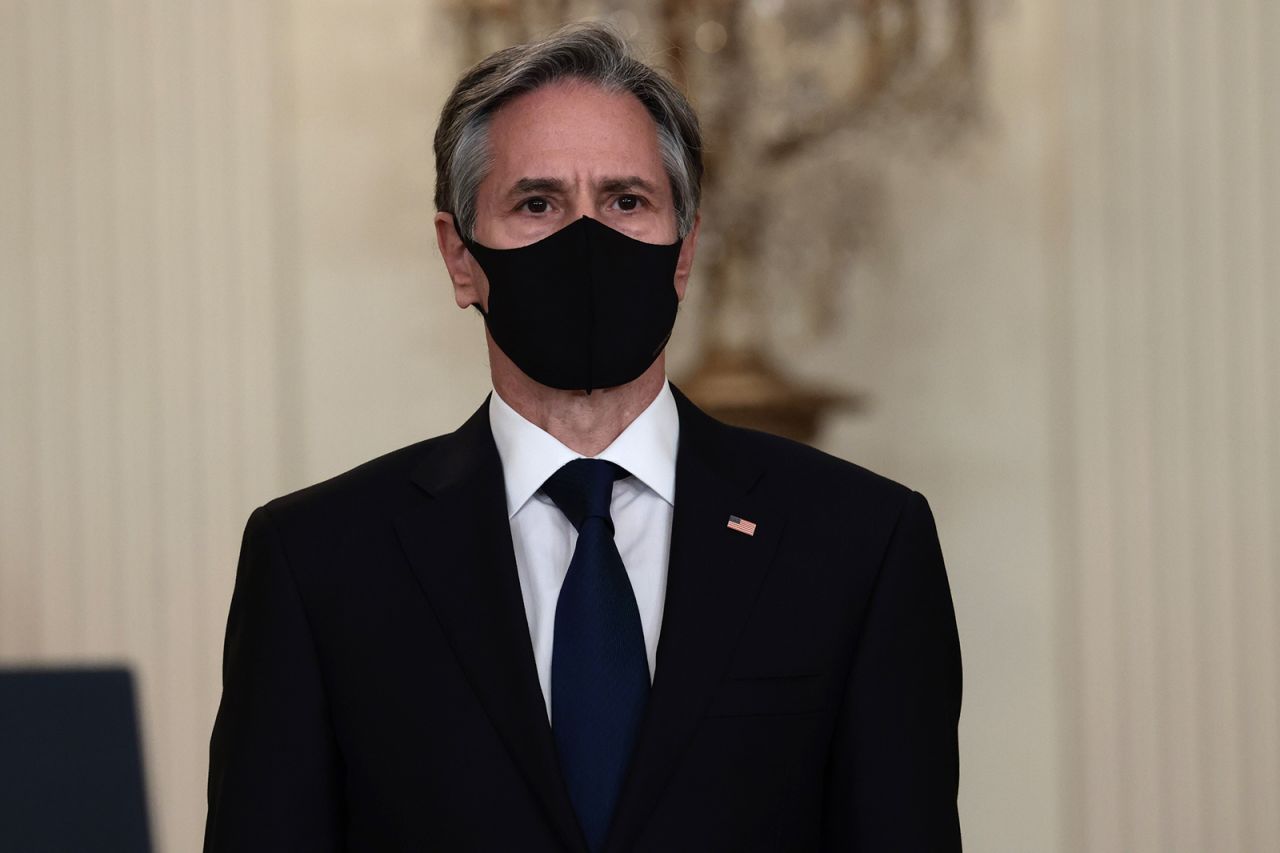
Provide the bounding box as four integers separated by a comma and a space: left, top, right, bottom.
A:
521, 197, 550, 214
616, 195, 643, 212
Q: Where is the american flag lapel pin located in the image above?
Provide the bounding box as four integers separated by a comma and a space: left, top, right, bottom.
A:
726, 515, 757, 536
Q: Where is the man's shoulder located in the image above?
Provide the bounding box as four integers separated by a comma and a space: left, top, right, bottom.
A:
255, 430, 453, 535
711, 418, 916, 510
670, 382, 916, 516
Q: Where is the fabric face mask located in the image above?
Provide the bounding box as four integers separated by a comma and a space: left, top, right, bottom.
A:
459, 215, 683, 393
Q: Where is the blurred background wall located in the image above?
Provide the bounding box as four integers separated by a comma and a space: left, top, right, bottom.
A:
0, 1, 1275, 851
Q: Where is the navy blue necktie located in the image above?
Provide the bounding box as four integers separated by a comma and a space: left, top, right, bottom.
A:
541, 458, 650, 852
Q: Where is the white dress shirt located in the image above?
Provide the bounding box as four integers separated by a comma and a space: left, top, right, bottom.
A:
488, 379, 679, 722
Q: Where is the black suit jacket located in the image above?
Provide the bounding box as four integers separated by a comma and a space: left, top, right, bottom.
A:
204, 384, 962, 852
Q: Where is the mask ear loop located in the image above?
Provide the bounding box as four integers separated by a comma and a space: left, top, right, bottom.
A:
449, 213, 488, 316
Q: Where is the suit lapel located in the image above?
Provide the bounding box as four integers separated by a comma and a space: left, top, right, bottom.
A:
603, 384, 788, 853
391, 386, 785, 853
392, 398, 589, 853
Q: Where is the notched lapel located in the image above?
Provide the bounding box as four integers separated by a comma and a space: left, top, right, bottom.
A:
603, 385, 788, 853
391, 399, 588, 853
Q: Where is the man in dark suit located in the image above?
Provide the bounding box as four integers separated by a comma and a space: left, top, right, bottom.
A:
204, 22, 961, 853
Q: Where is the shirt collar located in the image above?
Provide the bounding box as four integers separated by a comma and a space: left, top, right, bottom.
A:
487, 379, 679, 519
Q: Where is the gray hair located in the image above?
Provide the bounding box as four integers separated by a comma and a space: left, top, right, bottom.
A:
433, 21, 704, 242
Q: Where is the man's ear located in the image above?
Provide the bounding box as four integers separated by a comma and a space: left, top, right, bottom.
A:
673, 210, 701, 302
434, 212, 484, 310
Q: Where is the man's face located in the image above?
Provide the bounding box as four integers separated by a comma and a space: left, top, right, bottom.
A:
436, 78, 698, 314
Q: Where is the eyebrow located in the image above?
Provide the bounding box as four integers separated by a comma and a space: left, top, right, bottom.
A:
504, 175, 661, 199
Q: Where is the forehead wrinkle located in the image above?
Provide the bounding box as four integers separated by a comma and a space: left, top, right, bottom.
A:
504, 174, 662, 199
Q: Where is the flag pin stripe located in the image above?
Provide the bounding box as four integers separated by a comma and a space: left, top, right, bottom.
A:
726, 515, 757, 536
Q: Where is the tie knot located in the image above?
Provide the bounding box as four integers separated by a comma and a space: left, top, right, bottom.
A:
541, 458, 630, 532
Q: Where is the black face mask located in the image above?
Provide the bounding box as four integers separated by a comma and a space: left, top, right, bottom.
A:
459, 215, 683, 393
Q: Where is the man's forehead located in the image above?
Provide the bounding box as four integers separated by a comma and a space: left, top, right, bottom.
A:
481, 82, 668, 195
